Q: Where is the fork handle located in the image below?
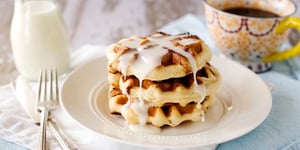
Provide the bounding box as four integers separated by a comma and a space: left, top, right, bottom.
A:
48, 119, 78, 150
38, 108, 49, 150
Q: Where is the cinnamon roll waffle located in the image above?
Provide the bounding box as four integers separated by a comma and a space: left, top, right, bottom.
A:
106, 32, 221, 127
107, 32, 212, 80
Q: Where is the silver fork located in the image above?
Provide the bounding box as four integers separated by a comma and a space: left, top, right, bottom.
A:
35, 68, 59, 150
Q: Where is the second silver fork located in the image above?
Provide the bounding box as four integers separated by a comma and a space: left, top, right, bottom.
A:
35, 68, 59, 150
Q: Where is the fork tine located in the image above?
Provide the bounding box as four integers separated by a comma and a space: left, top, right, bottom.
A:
48, 67, 59, 103
49, 68, 53, 100
44, 68, 47, 102
54, 68, 59, 102
37, 68, 46, 106
37, 69, 42, 105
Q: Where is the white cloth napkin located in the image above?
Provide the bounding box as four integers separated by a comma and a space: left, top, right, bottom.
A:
0, 44, 216, 150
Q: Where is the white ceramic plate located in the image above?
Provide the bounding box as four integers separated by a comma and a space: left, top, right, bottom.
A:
60, 56, 272, 149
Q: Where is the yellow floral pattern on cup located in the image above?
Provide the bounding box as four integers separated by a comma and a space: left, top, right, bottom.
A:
203, 0, 296, 72
207, 10, 289, 62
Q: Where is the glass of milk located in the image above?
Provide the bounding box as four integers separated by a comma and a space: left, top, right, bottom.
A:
10, 0, 70, 80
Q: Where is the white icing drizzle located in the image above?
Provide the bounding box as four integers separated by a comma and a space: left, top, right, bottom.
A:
130, 45, 168, 81
201, 109, 205, 122
196, 85, 207, 108
138, 80, 143, 105
118, 33, 207, 126
177, 38, 199, 45
118, 50, 136, 76
131, 99, 150, 125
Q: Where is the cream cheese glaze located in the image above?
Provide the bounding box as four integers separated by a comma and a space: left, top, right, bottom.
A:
117, 33, 207, 125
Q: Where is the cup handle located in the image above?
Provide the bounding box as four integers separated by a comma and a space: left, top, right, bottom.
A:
263, 17, 300, 62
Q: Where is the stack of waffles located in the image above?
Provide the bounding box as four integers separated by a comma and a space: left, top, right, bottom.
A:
106, 32, 221, 128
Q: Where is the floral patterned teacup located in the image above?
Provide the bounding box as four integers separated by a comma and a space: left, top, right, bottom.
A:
203, 0, 300, 73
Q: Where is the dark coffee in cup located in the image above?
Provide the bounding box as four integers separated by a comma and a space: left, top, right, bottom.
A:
224, 7, 280, 18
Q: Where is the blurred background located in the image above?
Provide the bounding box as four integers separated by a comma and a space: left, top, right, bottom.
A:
0, 0, 210, 51
1, 0, 300, 84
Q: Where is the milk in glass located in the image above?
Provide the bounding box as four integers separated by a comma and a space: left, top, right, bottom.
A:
10, 0, 70, 80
